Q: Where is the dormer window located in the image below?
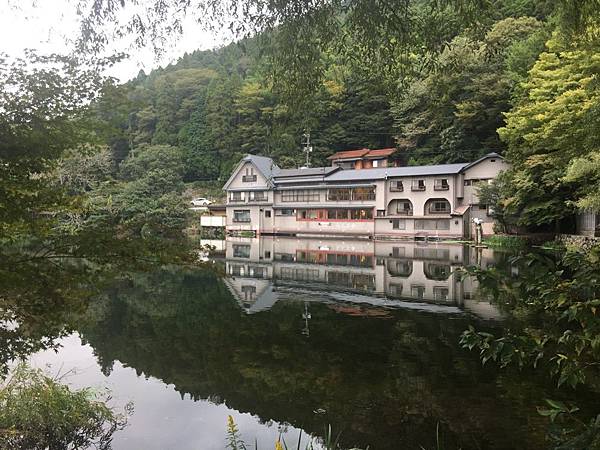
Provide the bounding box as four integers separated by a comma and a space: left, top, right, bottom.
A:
411, 179, 426, 191
243, 167, 257, 182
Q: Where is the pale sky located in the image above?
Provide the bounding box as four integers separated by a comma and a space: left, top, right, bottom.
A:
0, 0, 226, 82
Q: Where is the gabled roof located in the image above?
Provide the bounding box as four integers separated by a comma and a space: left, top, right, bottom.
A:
325, 163, 468, 182
222, 154, 279, 190
460, 152, 504, 171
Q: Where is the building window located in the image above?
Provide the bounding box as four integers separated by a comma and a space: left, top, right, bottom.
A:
433, 287, 449, 301
281, 190, 320, 202
297, 208, 373, 221
328, 188, 351, 201
434, 179, 449, 191
389, 199, 413, 216
392, 219, 406, 230
276, 209, 295, 216
250, 191, 267, 201
392, 247, 405, 258
411, 285, 425, 300
248, 266, 265, 277
372, 160, 379, 167
230, 192, 245, 202
464, 180, 472, 186
411, 179, 426, 191
352, 187, 376, 201
233, 210, 251, 223
264, 251, 271, 259
265, 210, 271, 218
427, 199, 451, 214
414, 248, 450, 260
377, 209, 386, 217
241, 285, 256, 301
232, 244, 251, 258
425, 263, 451, 280
414, 219, 450, 230
390, 180, 403, 192
350, 209, 373, 220
242, 167, 257, 182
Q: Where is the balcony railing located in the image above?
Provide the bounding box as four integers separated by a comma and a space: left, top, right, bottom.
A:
229, 198, 246, 203
390, 185, 404, 192
233, 218, 251, 223
434, 185, 449, 191
411, 186, 426, 192
242, 175, 257, 182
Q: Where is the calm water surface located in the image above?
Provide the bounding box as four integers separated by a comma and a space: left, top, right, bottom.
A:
15, 237, 600, 449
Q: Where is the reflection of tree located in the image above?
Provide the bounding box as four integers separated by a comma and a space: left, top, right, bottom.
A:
78, 266, 571, 450
0, 229, 192, 375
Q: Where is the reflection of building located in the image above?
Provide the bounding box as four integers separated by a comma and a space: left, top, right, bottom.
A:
223, 236, 503, 320
223, 153, 508, 239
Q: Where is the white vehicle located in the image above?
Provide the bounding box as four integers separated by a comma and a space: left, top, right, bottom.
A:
191, 197, 212, 207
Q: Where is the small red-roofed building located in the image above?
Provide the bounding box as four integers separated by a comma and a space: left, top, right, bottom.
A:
327, 147, 398, 169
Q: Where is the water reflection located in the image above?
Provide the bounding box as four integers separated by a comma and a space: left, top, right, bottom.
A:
4, 236, 598, 450
224, 237, 502, 320
74, 260, 555, 450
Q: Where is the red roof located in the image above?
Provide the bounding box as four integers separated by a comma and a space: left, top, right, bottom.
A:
365, 148, 396, 158
327, 147, 397, 160
327, 148, 370, 160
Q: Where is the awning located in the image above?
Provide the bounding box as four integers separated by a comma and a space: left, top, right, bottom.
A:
452, 205, 471, 216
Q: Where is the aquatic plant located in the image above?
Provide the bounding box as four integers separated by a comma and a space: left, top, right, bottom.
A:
225, 416, 361, 450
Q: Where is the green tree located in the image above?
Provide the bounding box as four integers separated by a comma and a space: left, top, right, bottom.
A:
498, 36, 600, 228
0, 364, 130, 450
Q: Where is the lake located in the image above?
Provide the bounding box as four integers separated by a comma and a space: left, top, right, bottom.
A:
8, 237, 600, 449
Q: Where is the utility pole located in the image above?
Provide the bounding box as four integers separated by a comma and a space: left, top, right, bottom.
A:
302, 131, 313, 168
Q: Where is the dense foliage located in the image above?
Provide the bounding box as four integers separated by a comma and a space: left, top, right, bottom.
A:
0, 364, 130, 450
461, 245, 600, 448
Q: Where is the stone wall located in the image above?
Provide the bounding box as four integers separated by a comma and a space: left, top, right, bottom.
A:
557, 234, 600, 251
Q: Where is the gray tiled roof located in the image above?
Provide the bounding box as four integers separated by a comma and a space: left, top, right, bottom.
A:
273, 166, 339, 178
242, 154, 279, 179
325, 163, 469, 182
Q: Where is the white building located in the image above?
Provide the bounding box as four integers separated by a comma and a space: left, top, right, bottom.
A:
223, 152, 508, 239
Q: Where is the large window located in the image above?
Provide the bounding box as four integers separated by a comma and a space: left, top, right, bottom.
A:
426, 199, 451, 214
297, 208, 373, 221
281, 190, 320, 202
249, 191, 267, 201
232, 244, 251, 258
350, 209, 373, 220
233, 210, 251, 223
414, 247, 450, 260
276, 209, 295, 216
414, 219, 450, 230
230, 191, 245, 202
328, 188, 351, 201
352, 187, 376, 201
